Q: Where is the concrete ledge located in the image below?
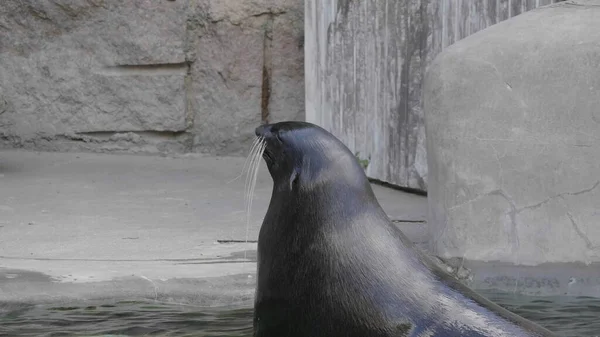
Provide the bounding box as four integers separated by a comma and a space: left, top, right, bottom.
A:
0, 149, 427, 304
0, 223, 429, 306
0, 268, 256, 308
5, 149, 595, 304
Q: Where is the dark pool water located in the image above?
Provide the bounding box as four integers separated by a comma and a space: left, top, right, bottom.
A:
1, 290, 598, 336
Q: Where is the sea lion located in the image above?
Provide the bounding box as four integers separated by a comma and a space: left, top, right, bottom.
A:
252, 121, 556, 337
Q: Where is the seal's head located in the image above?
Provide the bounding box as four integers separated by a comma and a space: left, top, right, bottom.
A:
254, 121, 369, 192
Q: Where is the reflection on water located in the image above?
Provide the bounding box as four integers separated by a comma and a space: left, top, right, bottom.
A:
0, 290, 599, 336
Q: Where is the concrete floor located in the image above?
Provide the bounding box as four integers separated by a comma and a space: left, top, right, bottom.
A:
0, 149, 428, 306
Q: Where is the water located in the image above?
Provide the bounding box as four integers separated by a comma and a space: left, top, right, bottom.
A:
1, 291, 599, 336
0, 301, 253, 337
480, 290, 600, 337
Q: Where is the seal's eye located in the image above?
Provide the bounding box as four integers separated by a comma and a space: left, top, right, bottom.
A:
275, 133, 284, 144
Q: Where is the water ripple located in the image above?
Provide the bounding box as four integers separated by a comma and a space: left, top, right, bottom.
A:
480, 290, 600, 337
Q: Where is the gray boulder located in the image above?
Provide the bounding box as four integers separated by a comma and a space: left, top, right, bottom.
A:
424, 0, 600, 265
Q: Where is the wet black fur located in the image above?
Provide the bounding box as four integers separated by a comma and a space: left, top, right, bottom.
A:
252, 121, 556, 337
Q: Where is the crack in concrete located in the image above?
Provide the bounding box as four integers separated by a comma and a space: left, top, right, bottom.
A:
569, 180, 600, 196
488, 189, 520, 254
447, 181, 600, 255
566, 212, 596, 250
447, 194, 488, 211
517, 180, 600, 214
451, 181, 600, 213
431, 216, 451, 254
96, 62, 190, 76
209, 10, 287, 26
75, 130, 185, 137
391, 219, 426, 224
561, 1, 600, 7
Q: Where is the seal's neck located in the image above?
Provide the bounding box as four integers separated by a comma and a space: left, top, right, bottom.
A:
264, 144, 387, 235
265, 175, 386, 237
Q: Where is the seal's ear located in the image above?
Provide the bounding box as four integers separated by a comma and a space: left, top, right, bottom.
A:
289, 167, 300, 191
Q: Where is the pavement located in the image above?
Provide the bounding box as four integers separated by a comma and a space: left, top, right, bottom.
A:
0, 149, 428, 307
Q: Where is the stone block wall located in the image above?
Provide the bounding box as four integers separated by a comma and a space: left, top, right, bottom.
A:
0, 0, 304, 156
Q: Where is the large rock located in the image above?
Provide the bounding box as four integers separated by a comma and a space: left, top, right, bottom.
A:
0, 0, 304, 155
424, 0, 600, 265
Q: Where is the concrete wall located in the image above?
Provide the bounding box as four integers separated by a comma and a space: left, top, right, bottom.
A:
305, 0, 430, 191
430, 0, 560, 57
0, 0, 304, 156
305, 0, 565, 191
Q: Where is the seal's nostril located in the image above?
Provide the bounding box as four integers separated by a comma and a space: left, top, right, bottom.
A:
255, 124, 272, 137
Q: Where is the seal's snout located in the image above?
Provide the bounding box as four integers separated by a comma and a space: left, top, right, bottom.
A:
255, 124, 272, 138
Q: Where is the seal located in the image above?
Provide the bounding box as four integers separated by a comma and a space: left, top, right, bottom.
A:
252, 121, 557, 337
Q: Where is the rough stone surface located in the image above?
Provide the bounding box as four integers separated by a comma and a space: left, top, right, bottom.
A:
269, 10, 305, 122
424, 0, 600, 265
0, 1, 189, 140
187, 0, 304, 155
0, 0, 304, 156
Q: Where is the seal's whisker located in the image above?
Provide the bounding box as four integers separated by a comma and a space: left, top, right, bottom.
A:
245, 139, 265, 225
244, 137, 264, 213
247, 140, 265, 231
228, 137, 262, 185
241, 137, 260, 273
243, 137, 262, 213
242, 137, 265, 269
